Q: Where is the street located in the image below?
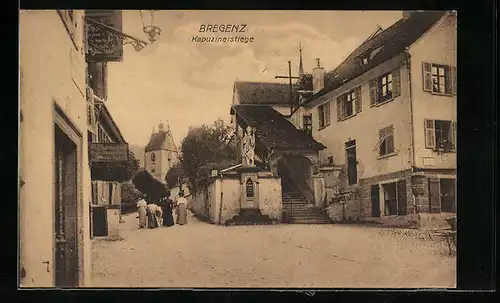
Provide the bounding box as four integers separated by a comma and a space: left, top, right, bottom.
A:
91, 211, 456, 288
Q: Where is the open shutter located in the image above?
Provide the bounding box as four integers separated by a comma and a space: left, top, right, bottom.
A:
428, 177, 441, 213
386, 125, 395, 153
396, 180, 407, 215
325, 102, 331, 125
336, 97, 342, 121
369, 78, 378, 106
422, 62, 432, 92
450, 66, 457, 95
392, 68, 401, 97
451, 121, 457, 150
355, 86, 362, 113
424, 119, 436, 149
378, 127, 386, 154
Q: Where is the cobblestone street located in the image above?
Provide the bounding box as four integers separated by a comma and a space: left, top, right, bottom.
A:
91, 211, 456, 288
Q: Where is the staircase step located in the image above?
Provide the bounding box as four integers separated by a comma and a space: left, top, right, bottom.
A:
286, 219, 331, 224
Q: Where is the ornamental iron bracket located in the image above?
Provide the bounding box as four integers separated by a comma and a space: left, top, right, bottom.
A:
85, 17, 149, 53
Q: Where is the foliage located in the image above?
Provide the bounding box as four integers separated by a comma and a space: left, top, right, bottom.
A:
132, 170, 167, 203
91, 151, 140, 182
179, 119, 238, 192
165, 161, 184, 187
121, 181, 142, 203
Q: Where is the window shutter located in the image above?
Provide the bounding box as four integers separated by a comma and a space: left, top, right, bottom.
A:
392, 68, 401, 97
451, 121, 457, 150
387, 125, 395, 153
424, 119, 436, 149
450, 65, 457, 95
325, 102, 331, 125
369, 78, 378, 106
336, 97, 342, 121
378, 127, 386, 154
355, 86, 362, 113
422, 62, 432, 92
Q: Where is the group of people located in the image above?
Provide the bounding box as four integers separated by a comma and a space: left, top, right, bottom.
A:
136, 191, 188, 229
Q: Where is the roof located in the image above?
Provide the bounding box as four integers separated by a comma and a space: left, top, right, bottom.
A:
145, 129, 178, 152
234, 81, 300, 106
95, 100, 126, 143
307, 11, 446, 102
231, 105, 325, 151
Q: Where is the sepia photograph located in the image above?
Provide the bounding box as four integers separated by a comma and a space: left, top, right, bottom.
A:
18, 10, 457, 289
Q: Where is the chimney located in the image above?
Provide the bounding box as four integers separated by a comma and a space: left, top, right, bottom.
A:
312, 58, 325, 94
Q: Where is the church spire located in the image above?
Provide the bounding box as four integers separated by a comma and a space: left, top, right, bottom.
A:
298, 42, 304, 77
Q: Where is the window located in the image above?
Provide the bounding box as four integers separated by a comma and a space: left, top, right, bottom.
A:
369, 68, 401, 106
424, 119, 456, 151
151, 153, 156, 162
378, 125, 395, 157
318, 102, 331, 129
337, 87, 361, 121
422, 62, 456, 95
345, 140, 357, 185
246, 178, 254, 197
58, 10, 79, 50
303, 115, 312, 136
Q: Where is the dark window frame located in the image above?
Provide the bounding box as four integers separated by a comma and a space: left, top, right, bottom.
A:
378, 72, 393, 103
318, 102, 331, 129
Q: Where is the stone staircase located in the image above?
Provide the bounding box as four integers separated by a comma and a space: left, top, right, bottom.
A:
282, 183, 331, 224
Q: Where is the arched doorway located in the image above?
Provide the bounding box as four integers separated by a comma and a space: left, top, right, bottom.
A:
277, 155, 314, 203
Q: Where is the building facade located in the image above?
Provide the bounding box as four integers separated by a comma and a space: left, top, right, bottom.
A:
19, 10, 92, 287
295, 11, 456, 226
144, 122, 179, 184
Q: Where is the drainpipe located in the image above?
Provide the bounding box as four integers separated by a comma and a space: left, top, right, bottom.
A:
405, 48, 417, 215
405, 48, 416, 170
218, 174, 224, 225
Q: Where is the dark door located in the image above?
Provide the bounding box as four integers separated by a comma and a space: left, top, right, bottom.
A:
54, 126, 79, 288
440, 179, 456, 213
345, 140, 357, 185
92, 206, 108, 237
371, 185, 380, 217
396, 180, 407, 215
428, 177, 441, 213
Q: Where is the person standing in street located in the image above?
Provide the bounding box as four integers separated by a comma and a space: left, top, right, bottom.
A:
176, 191, 188, 225
136, 196, 148, 229
147, 202, 159, 229
161, 191, 175, 227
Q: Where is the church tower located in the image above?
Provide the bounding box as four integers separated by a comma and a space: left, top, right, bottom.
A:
144, 122, 179, 184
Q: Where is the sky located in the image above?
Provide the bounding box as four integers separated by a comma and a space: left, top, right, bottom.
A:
106, 10, 403, 148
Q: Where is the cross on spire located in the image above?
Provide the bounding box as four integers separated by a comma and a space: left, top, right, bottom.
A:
298, 42, 304, 77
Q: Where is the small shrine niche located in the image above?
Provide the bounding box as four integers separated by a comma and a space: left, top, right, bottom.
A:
246, 178, 254, 197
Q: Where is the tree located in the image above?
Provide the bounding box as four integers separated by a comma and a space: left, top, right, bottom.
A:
179, 119, 238, 192
165, 161, 184, 187
132, 169, 167, 203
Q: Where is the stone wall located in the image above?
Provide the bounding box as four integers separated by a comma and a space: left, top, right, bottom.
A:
189, 174, 282, 225
218, 178, 240, 224
106, 206, 121, 238
257, 176, 282, 222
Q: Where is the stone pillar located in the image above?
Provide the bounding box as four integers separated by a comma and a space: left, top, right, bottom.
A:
312, 175, 326, 208
411, 174, 429, 213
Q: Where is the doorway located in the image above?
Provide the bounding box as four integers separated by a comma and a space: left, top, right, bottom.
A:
345, 140, 357, 185
371, 185, 380, 217
440, 178, 456, 213
54, 125, 79, 287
